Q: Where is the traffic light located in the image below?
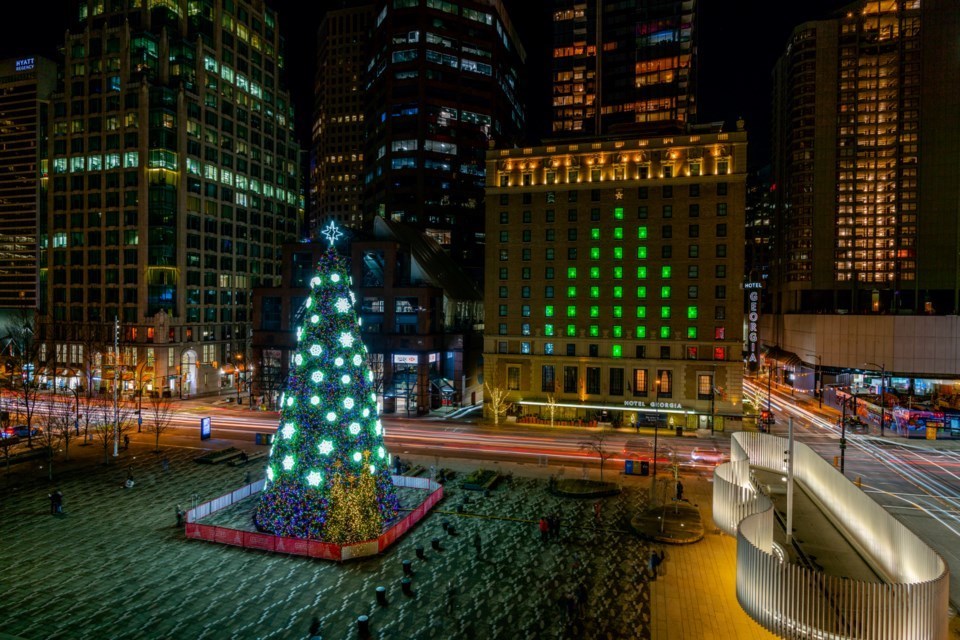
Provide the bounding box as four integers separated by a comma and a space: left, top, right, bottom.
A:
760, 410, 771, 432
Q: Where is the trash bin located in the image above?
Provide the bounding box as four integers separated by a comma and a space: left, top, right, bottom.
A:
640, 460, 650, 476
255, 433, 273, 445
675, 427, 683, 437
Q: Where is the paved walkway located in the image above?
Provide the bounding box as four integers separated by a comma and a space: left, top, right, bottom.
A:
0, 434, 777, 639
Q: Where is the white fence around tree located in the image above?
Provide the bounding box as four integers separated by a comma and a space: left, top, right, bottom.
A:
714, 431, 949, 640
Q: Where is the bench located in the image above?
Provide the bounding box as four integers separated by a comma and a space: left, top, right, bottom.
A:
194, 447, 245, 465
229, 450, 268, 467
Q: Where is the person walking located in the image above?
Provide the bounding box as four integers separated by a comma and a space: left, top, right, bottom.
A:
648, 549, 660, 580
175, 504, 185, 527
473, 532, 482, 559
550, 513, 561, 541
161, 456, 170, 472
593, 501, 602, 524
123, 434, 130, 450
445, 581, 458, 615
48, 489, 63, 515
676, 480, 684, 501
539, 517, 550, 542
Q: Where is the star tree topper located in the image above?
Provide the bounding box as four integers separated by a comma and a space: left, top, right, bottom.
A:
322, 220, 343, 247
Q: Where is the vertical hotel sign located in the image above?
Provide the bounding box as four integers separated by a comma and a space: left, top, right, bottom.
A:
745, 282, 762, 372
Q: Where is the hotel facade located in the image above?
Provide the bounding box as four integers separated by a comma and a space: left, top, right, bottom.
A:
483, 131, 746, 430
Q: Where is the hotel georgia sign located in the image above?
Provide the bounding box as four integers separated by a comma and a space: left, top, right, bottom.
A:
622, 400, 684, 410
745, 282, 762, 372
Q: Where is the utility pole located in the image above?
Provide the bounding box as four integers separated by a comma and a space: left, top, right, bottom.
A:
113, 316, 119, 458
785, 416, 795, 545
865, 362, 886, 436
840, 410, 847, 475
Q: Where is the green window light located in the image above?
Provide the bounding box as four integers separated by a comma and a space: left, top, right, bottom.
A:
613, 325, 623, 338
545, 305, 554, 317
613, 286, 623, 299
637, 246, 647, 259
613, 306, 623, 318
637, 226, 648, 239
661, 266, 671, 279
591, 228, 600, 240
544, 324, 555, 336
637, 286, 647, 298
613, 227, 623, 240
613, 247, 623, 259
661, 306, 671, 319
590, 266, 600, 279
566, 324, 577, 337
590, 286, 600, 298
590, 306, 599, 318
589, 325, 599, 337
611, 344, 623, 358
687, 305, 698, 319
567, 286, 576, 298
661, 286, 671, 298
567, 266, 577, 279
590, 247, 600, 260
613, 266, 623, 279
687, 326, 698, 339
637, 266, 647, 279
636, 325, 647, 339
636, 306, 647, 318
660, 326, 671, 339
614, 207, 624, 220
566, 305, 577, 317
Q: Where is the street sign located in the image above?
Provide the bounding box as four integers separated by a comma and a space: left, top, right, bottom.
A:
200, 417, 211, 440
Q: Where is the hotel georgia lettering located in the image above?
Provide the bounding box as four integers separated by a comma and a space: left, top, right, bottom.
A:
745, 282, 762, 372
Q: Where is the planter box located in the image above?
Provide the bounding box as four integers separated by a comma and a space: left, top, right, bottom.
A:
462, 469, 501, 492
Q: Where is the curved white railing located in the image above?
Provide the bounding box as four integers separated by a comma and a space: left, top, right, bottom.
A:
714, 432, 949, 639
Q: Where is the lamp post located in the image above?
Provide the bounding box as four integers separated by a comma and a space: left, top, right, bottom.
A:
805, 353, 823, 408
865, 362, 886, 436
653, 377, 661, 484
235, 353, 243, 405
69, 386, 80, 436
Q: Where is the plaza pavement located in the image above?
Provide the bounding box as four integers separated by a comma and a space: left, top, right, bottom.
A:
0, 430, 778, 640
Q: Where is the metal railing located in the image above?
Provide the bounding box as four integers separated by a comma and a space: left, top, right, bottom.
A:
714, 432, 949, 639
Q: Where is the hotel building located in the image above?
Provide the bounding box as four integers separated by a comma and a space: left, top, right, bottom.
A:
483, 130, 746, 429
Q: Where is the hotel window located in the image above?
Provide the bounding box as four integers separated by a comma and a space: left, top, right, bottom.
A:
632, 369, 647, 397
522, 324, 531, 336
563, 366, 578, 393
498, 325, 507, 336
717, 182, 728, 196
655, 370, 672, 397
715, 286, 726, 299
716, 244, 727, 258
697, 374, 713, 400
507, 366, 520, 391
714, 327, 725, 340
609, 368, 624, 395
714, 347, 727, 361
521, 286, 531, 298
521, 342, 531, 354
717, 203, 727, 216
687, 344, 698, 358
586, 367, 601, 394
542, 365, 555, 392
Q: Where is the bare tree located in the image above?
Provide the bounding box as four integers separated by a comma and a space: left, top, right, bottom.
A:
52, 392, 77, 462
484, 374, 511, 427
89, 393, 115, 464
0, 432, 15, 476
36, 399, 68, 481
145, 393, 175, 453
579, 425, 616, 483
4, 309, 49, 449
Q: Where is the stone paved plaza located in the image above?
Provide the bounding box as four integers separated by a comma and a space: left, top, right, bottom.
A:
0, 443, 664, 640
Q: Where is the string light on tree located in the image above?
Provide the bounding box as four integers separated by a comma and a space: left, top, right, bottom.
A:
255, 225, 399, 542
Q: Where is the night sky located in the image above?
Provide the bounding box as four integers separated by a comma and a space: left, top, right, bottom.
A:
0, 1, 851, 170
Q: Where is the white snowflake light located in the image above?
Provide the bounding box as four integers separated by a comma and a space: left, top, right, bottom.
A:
326, 411, 337, 422
335, 298, 351, 313
311, 371, 323, 383
374, 420, 383, 435
296, 327, 303, 341
266, 466, 275, 481
344, 397, 355, 410
349, 422, 361, 435
307, 471, 322, 487
310, 344, 322, 356
310, 396, 320, 406
362, 408, 370, 418
286, 397, 295, 407
310, 314, 320, 324
282, 455, 294, 471
370, 393, 377, 403
353, 354, 363, 366
369, 464, 376, 474
281, 423, 296, 440
318, 440, 334, 455
367, 371, 373, 382
341, 374, 351, 384
339, 332, 355, 348
350, 291, 356, 304
305, 298, 313, 309
377, 446, 385, 459
335, 357, 344, 367
310, 276, 321, 288
352, 451, 362, 463
294, 354, 302, 366
331, 273, 341, 283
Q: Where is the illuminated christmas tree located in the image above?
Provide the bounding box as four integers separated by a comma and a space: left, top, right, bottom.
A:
254, 222, 399, 541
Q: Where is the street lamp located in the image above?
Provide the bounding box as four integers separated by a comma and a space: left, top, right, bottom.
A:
805, 353, 823, 409
235, 353, 244, 405
653, 377, 661, 484
865, 362, 886, 437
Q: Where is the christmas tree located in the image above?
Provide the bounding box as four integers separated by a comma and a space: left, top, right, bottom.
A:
255, 222, 399, 541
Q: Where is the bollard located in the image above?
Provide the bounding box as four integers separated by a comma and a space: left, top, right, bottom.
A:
431, 537, 442, 551
441, 519, 450, 531
456, 504, 465, 514
415, 546, 426, 560
401, 577, 413, 596
357, 615, 370, 639
375, 586, 388, 607
402, 559, 413, 575
446, 524, 457, 536
856, 476, 862, 488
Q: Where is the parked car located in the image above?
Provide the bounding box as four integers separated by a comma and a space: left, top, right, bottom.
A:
690, 447, 726, 465
6, 425, 41, 438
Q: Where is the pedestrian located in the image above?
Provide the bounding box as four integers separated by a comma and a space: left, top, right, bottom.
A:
473, 532, 482, 559
550, 513, 561, 541
124, 471, 135, 489
676, 480, 684, 502
308, 615, 321, 639
123, 434, 130, 450
445, 580, 457, 614
48, 489, 62, 515
243, 470, 251, 485
648, 550, 659, 580
161, 456, 170, 472
175, 504, 184, 527
539, 517, 550, 542
593, 501, 602, 523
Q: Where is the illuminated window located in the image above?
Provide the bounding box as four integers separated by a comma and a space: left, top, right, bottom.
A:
612, 345, 623, 358
714, 327, 725, 340
567, 266, 577, 279
566, 305, 577, 317
590, 306, 599, 318
566, 325, 576, 337
613, 306, 623, 318
660, 306, 671, 319
614, 207, 624, 220
591, 228, 600, 240
637, 246, 647, 259
636, 326, 647, 339
613, 227, 623, 239
589, 325, 599, 337
638, 226, 648, 239
714, 346, 727, 360
637, 286, 647, 298
613, 286, 623, 298
613, 267, 622, 279
612, 326, 622, 338
687, 306, 698, 319
613, 247, 623, 259
661, 266, 671, 279
590, 286, 599, 298
590, 267, 600, 279
567, 286, 576, 298
636, 306, 646, 318
637, 266, 647, 279
660, 326, 671, 339
590, 248, 600, 260
687, 327, 697, 339
545, 324, 555, 336
661, 286, 671, 298
545, 305, 554, 317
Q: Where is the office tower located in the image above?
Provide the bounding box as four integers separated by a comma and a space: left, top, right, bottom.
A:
311, 2, 373, 234
550, 0, 696, 137
363, 0, 526, 281
484, 130, 747, 429
768, 0, 960, 389
40, 0, 301, 398
0, 56, 56, 313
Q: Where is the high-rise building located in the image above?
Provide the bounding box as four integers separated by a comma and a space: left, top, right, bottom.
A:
311, 2, 373, 235
549, 0, 696, 138
39, 0, 301, 397
0, 56, 56, 313
484, 130, 747, 429
363, 0, 526, 281
767, 1, 960, 392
